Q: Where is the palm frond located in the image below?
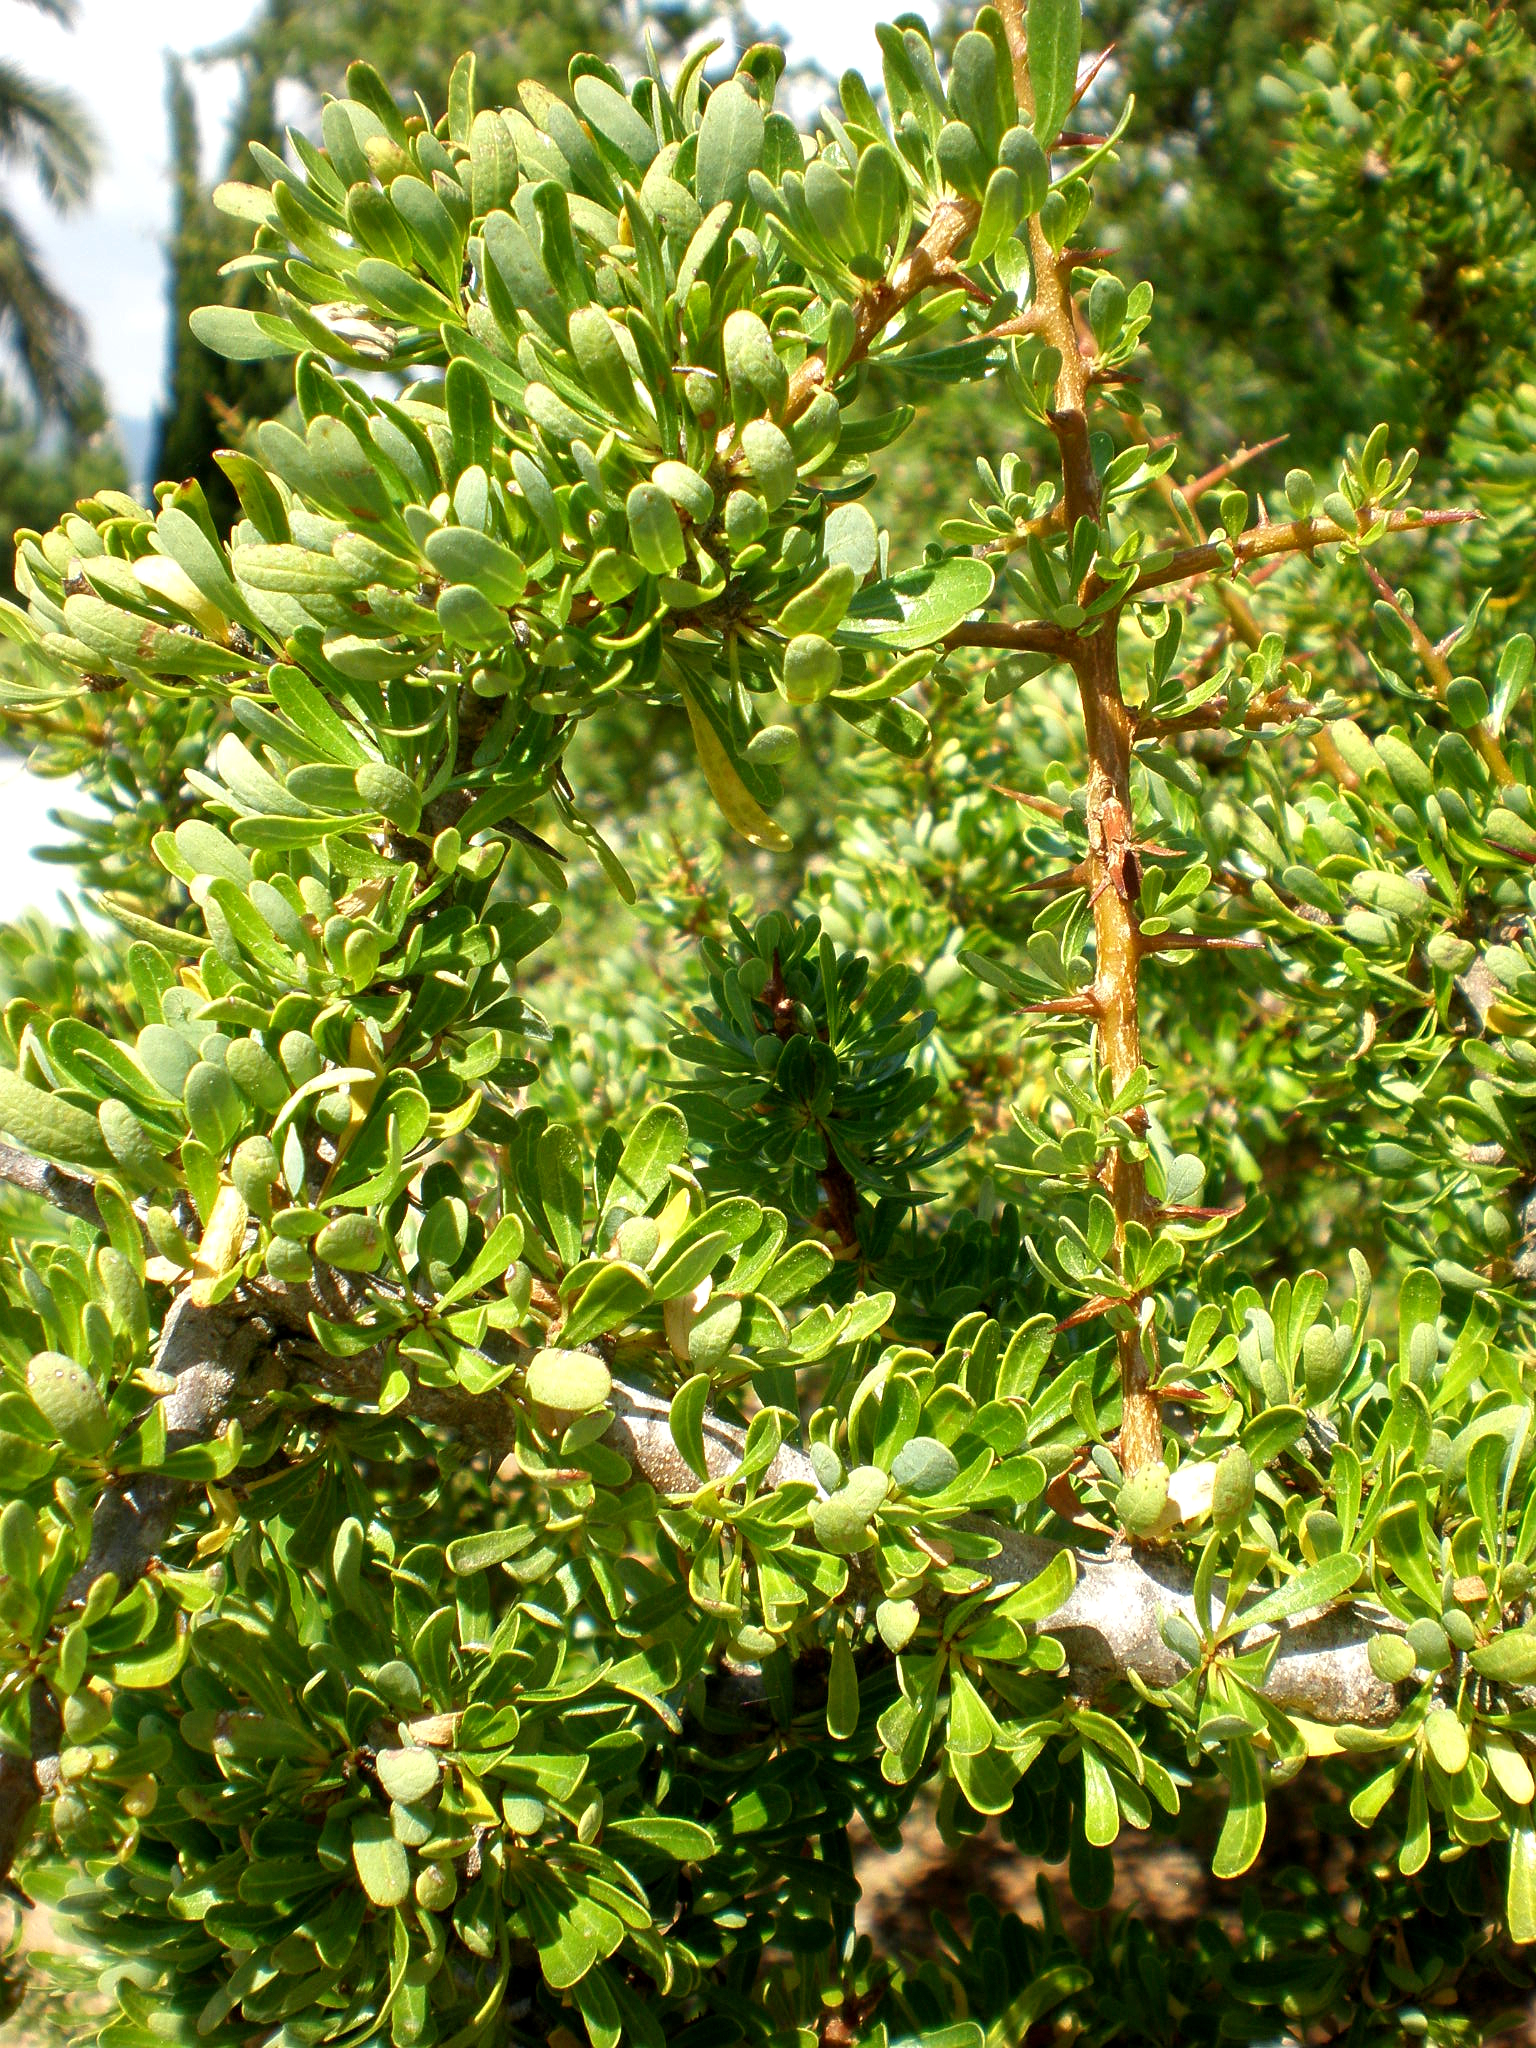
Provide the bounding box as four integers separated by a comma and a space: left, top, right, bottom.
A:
0, 60, 95, 208
0, 207, 95, 426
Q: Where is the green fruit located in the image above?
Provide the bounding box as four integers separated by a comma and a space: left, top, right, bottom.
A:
313, 1214, 387, 1272
615, 1215, 659, 1266
1367, 1634, 1415, 1683
1117, 1461, 1170, 1536
782, 633, 841, 705
525, 1347, 612, 1413
415, 1861, 458, 1911
1211, 1445, 1256, 1529
27, 1352, 112, 1456
746, 724, 799, 766
265, 1236, 314, 1285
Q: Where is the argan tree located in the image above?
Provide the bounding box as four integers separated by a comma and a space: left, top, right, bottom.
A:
1, 4, 1535, 2042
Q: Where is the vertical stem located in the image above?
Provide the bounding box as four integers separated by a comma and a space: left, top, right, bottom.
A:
1001, 3, 1161, 1473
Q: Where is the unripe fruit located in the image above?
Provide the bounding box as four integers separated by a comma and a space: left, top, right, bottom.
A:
782, 633, 841, 705
1211, 1445, 1256, 1530
313, 1215, 387, 1272
415, 1861, 458, 1910
265, 1236, 313, 1285
1118, 1460, 1170, 1536
27, 1352, 111, 1455
1367, 1633, 1415, 1683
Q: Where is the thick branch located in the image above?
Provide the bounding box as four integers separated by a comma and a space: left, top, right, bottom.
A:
606, 1387, 1398, 1725
0, 1142, 103, 1229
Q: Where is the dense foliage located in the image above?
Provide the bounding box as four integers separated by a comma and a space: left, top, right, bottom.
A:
1, 3, 1535, 2043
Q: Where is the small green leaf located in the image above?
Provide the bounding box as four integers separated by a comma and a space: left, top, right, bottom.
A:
376, 1747, 439, 1805
606, 1815, 716, 1860
695, 79, 764, 212
839, 557, 994, 650
1509, 1828, 1536, 1944
828, 1631, 860, 1739
351, 1812, 410, 1907
669, 1373, 711, 1484
891, 1436, 960, 1495
1212, 1740, 1265, 1878
1026, 0, 1083, 147
1231, 1553, 1361, 1635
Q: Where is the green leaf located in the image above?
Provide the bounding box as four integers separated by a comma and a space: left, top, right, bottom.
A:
1080, 1743, 1119, 1847
561, 1261, 653, 1347
351, 1813, 410, 1907
189, 305, 305, 361
376, 1747, 439, 1805
839, 557, 994, 650
1230, 1553, 1361, 1634
445, 1523, 540, 1575
1472, 1629, 1536, 1685
828, 1630, 860, 1739
27, 1352, 111, 1455
891, 1436, 960, 1495
669, 1373, 711, 1484
695, 79, 764, 212
1212, 1739, 1265, 1879
1510, 1829, 1536, 1943
0, 1070, 110, 1169
608, 1104, 688, 1210
1027, 0, 1083, 146
681, 684, 791, 851
537, 1122, 585, 1268
995, 1547, 1075, 1624
605, 1815, 715, 1860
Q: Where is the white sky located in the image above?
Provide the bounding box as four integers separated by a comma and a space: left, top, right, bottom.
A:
0, 0, 930, 923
